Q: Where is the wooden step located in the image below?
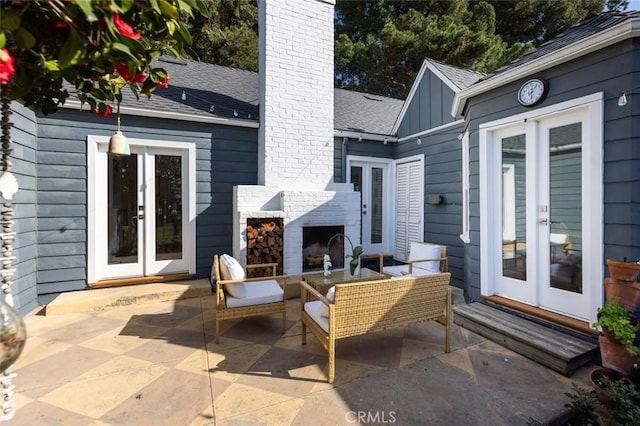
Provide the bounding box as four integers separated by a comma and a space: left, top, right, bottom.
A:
453, 302, 599, 376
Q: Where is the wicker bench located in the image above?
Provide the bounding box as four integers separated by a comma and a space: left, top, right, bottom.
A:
301, 272, 452, 383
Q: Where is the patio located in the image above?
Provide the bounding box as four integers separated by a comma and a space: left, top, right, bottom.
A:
11, 283, 595, 425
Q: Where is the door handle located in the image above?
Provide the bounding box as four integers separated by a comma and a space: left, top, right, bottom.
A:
538, 218, 548, 225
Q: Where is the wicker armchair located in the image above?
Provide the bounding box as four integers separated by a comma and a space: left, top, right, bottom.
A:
378, 242, 448, 276
212, 254, 288, 343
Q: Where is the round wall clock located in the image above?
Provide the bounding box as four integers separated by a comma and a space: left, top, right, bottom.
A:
517, 78, 548, 107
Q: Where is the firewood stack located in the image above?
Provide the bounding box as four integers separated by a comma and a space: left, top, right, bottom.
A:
246, 219, 284, 277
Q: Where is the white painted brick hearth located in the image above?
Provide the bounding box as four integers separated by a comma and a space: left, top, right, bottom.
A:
233, 0, 361, 275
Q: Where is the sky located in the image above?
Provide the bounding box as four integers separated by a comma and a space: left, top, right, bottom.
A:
627, 0, 640, 10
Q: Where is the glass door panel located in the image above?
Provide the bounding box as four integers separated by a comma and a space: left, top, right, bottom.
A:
548, 123, 582, 294
155, 155, 183, 261
501, 135, 527, 282
108, 154, 141, 265
370, 167, 383, 244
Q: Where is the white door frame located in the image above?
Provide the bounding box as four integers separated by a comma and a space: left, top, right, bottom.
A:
479, 92, 603, 324
87, 136, 196, 283
346, 156, 394, 254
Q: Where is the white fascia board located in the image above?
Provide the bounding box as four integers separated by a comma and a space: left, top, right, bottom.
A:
451, 17, 640, 119
62, 100, 260, 129
396, 119, 463, 142
333, 130, 398, 142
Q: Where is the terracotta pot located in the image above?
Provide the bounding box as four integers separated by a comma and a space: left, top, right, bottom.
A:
590, 367, 633, 404
607, 259, 640, 283
604, 278, 640, 312
598, 335, 637, 376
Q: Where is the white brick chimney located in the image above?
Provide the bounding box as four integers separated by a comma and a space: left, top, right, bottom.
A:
258, 0, 335, 189
233, 0, 361, 274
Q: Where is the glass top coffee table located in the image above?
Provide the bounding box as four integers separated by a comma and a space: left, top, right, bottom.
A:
302, 268, 387, 292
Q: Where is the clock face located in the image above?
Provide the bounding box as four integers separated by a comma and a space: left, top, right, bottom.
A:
517, 78, 547, 107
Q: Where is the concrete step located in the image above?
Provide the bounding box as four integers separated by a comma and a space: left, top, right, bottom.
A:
453, 302, 599, 376
45, 279, 212, 315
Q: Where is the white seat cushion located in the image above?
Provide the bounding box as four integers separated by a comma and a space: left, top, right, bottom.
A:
320, 286, 335, 317
224, 279, 283, 302
409, 242, 441, 273
382, 264, 438, 277
304, 300, 329, 333
219, 254, 246, 281
382, 264, 409, 277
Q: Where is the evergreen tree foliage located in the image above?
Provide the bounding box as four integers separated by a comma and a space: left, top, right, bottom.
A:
188, 0, 259, 71
187, 0, 629, 99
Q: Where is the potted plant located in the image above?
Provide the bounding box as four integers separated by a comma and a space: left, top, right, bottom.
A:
607, 259, 640, 283
593, 297, 639, 356
593, 297, 640, 376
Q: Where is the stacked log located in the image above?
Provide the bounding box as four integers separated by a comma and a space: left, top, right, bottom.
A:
246, 219, 284, 277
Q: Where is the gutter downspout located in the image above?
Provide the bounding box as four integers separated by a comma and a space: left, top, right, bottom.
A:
342, 136, 348, 182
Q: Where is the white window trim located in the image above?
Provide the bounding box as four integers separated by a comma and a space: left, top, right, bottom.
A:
87, 136, 196, 283
459, 131, 471, 244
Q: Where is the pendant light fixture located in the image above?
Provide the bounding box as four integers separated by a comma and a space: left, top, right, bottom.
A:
108, 101, 130, 156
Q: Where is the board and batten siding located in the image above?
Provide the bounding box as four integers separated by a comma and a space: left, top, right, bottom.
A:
463, 38, 639, 302
396, 68, 457, 137
35, 109, 259, 295
6, 103, 39, 315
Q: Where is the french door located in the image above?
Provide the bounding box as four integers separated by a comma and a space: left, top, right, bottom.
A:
482, 95, 603, 322
89, 138, 195, 283
348, 159, 392, 254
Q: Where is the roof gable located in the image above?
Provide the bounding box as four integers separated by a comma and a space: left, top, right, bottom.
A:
392, 58, 484, 135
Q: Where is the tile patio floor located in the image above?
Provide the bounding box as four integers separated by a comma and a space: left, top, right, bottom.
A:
10, 291, 597, 425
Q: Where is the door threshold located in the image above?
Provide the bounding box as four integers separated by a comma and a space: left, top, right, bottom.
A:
89, 273, 195, 289
482, 295, 597, 336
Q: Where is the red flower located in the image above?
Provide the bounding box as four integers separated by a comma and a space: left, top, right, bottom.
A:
115, 60, 146, 83
156, 75, 170, 87
132, 73, 146, 83
93, 105, 113, 117
113, 14, 140, 40
0, 49, 16, 84
44, 20, 67, 38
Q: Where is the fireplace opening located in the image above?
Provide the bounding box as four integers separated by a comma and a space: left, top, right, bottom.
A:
246, 218, 284, 277
302, 226, 345, 272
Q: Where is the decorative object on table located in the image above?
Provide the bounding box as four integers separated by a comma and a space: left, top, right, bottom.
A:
326, 233, 363, 276
323, 254, 332, 277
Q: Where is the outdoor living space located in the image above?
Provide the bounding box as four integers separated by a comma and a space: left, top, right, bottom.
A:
10, 283, 597, 425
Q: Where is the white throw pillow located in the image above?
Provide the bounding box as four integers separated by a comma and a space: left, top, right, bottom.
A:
321, 286, 335, 317
409, 243, 441, 273
219, 254, 246, 281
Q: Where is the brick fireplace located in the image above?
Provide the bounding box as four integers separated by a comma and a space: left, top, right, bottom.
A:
232, 0, 361, 275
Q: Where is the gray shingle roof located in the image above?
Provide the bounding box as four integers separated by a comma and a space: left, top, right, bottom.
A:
486, 10, 640, 79
426, 58, 485, 90
334, 89, 404, 135
123, 57, 402, 135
